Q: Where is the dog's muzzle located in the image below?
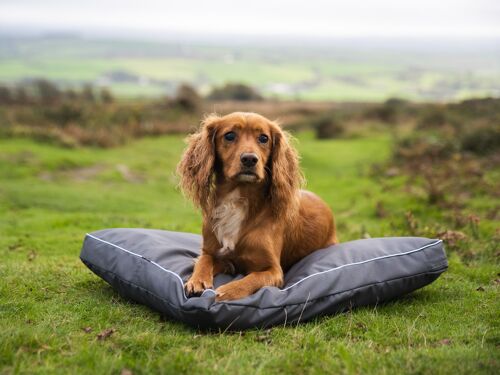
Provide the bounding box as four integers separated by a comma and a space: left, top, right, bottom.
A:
240, 153, 259, 168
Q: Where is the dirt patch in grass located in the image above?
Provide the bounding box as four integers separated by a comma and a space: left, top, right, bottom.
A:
39, 164, 107, 182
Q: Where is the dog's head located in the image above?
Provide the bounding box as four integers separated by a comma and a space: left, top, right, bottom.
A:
177, 112, 302, 215
212, 112, 273, 183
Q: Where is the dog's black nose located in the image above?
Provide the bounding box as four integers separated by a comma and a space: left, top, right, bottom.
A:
240, 153, 259, 167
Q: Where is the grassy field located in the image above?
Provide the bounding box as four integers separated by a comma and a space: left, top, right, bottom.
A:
1, 55, 497, 101
0, 56, 402, 100
1, 36, 499, 101
0, 131, 498, 374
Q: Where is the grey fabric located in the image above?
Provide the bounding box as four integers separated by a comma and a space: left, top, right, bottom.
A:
80, 228, 448, 330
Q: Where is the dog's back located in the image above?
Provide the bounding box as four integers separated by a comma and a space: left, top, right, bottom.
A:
280, 189, 337, 270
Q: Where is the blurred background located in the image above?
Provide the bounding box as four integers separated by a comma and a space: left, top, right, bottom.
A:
0, 0, 499, 228
1, 0, 499, 145
1, 0, 500, 100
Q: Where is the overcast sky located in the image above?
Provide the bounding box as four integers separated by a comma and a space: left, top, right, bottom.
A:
1, 0, 499, 39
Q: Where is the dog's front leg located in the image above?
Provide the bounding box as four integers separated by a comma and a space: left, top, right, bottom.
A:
215, 266, 283, 301
185, 253, 216, 296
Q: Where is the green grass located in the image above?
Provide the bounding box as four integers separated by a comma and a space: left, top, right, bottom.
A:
0, 58, 314, 84
0, 57, 313, 84
0, 133, 498, 374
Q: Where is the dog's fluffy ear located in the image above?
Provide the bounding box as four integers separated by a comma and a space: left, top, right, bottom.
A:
177, 114, 219, 210
269, 121, 303, 220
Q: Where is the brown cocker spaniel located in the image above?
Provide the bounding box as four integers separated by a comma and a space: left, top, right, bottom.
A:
178, 112, 337, 301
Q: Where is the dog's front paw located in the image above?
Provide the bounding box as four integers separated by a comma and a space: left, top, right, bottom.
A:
215, 282, 250, 301
184, 277, 213, 297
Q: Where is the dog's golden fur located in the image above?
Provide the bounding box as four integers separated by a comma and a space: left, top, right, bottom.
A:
178, 112, 337, 301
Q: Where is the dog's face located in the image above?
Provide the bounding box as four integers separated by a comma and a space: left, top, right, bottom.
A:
213, 113, 272, 183
178, 112, 302, 214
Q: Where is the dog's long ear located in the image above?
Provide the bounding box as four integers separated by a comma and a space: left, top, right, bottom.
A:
177, 114, 219, 210
269, 121, 304, 220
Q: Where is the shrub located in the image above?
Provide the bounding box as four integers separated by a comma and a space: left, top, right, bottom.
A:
461, 126, 500, 155
207, 83, 262, 101
362, 98, 409, 124
64, 89, 78, 101
42, 103, 84, 126
385, 98, 409, 107
313, 115, 344, 139
100, 88, 114, 104
33, 79, 61, 105
172, 84, 201, 112
452, 97, 500, 120
14, 87, 30, 105
417, 105, 464, 130
0, 85, 13, 105
417, 106, 448, 129
81, 84, 96, 103
395, 134, 459, 161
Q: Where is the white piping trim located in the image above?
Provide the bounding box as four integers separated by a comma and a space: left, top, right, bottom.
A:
87, 233, 185, 299
86, 233, 219, 298
85, 233, 442, 297
280, 240, 443, 292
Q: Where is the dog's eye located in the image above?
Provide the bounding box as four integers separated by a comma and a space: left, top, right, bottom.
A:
258, 134, 269, 144
224, 132, 236, 142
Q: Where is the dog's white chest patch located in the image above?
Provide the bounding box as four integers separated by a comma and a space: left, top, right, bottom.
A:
212, 189, 248, 257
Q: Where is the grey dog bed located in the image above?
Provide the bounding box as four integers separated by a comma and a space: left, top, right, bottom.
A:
80, 228, 447, 330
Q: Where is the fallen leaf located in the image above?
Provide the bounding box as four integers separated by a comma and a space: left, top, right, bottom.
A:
97, 328, 115, 340
82, 327, 92, 333
121, 369, 133, 375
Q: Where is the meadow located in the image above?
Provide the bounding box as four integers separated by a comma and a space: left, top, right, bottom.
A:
0, 120, 498, 373
1, 36, 499, 101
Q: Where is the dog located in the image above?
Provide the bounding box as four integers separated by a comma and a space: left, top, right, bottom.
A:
177, 112, 337, 301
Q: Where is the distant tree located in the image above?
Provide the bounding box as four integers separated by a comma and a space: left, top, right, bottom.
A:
33, 79, 61, 105
363, 98, 410, 124
14, 86, 30, 105
81, 84, 96, 103
64, 88, 78, 101
207, 83, 263, 101
461, 126, 500, 155
43, 103, 83, 126
0, 85, 12, 105
384, 97, 409, 107
173, 84, 201, 112
100, 88, 114, 104
417, 105, 450, 129
313, 115, 344, 139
